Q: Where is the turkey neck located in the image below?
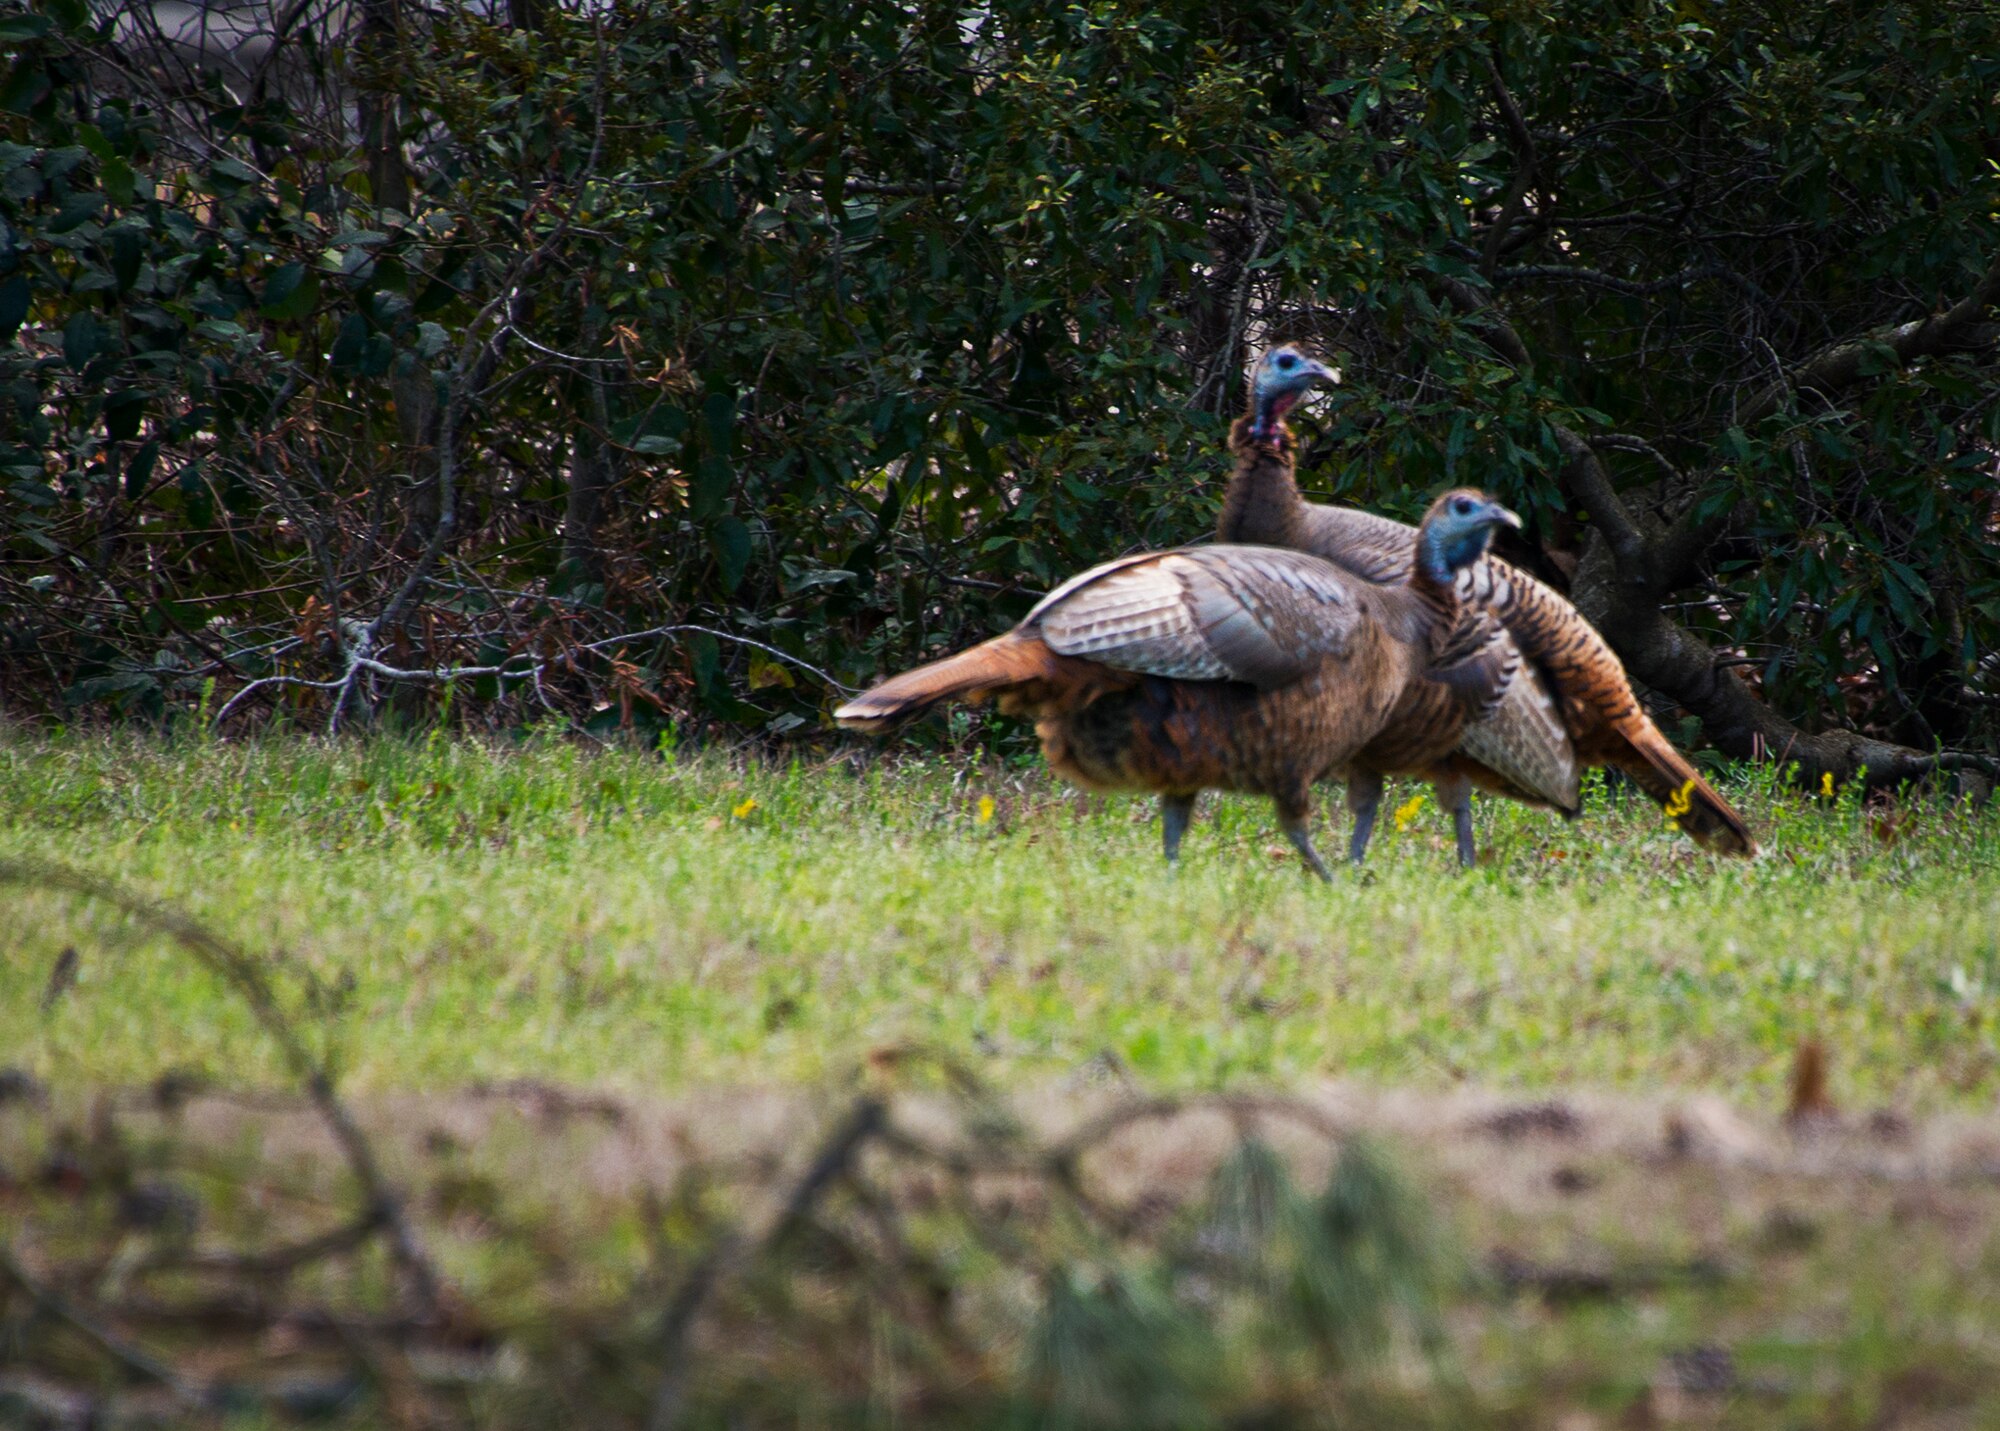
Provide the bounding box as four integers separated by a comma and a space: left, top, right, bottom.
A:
1218, 416, 1308, 549
1409, 523, 1476, 657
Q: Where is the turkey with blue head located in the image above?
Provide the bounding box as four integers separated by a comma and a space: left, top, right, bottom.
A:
1216, 341, 1751, 862
1244, 344, 1340, 446
836, 475, 1531, 879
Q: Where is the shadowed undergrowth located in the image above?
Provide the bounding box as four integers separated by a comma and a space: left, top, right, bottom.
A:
6, 1067, 2000, 1427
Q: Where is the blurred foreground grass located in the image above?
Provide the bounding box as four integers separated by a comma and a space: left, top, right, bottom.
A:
3, 729, 1996, 1109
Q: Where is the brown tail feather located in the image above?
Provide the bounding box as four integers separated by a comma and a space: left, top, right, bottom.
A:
834, 633, 1066, 733
1608, 717, 1756, 856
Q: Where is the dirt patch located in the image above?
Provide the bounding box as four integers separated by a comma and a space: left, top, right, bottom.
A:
5, 1078, 2000, 1428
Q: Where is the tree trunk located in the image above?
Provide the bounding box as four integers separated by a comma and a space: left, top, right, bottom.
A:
354, 0, 410, 217
564, 396, 616, 587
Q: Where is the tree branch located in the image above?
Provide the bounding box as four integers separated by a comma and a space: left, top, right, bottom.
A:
216, 622, 858, 732
1478, 51, 1547, 280
1437, 276, 1533, 369
1494, 262, 1721, 296
647, 1098, 886, 1431
1652, 243, 2000, 589
1736, 244, 2000, 431
1436, 252, 2000, 792
1570, 540, 2000, 791
1551, 426, 1648, 572
1432, 278, 1654, 573
0, 861, 446, 1317
1493, 260, 1781, 317
1587, 432, 1685, 487
0, 1244, 193, 1395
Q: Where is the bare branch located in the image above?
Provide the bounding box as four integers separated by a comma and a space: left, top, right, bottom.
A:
1650, 245, 2000, 589
0, 860, 445, 1317
1494, 262, 1723, 296
502, 323, 628, 365
1478, 51, 1546, 280
1587, 432, 1686, 487
351, 625, 857, 691
1437, 276, 1533, 369
217, 622, 858, 732
356, 26, 616, 692
214, 670, 351, 728
1735, 244, 2000, 431
1193, 207, 1273, 416
140, 1212, 386, 1279
0, 1244, 193, 1396
647, 1097, 886, 1431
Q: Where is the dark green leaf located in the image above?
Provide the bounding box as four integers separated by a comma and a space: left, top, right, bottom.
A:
125, 439, 158, 497
62, 309, 104, 368
710, 514, 752, 591
47, 191, 105, 233
100, 155, 134, 205
0, 275, 28, 342
63, 671, 159, 706
258, 262, 320, 320
702, 389, 736, 453
104, 389, 145, 441
108, 225, 141, 291
0, 59, 52, 115
691, 455, 731, 519
683, 629, 720, 695
329, 313, 367, 369
206, 156, 258, 186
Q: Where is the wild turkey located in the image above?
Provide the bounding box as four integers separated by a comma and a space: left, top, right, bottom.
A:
1347, 489, 1582, 866
835, 495, 1526, 879
1224, 347, 1578, 866
1217, 344, 1755, 857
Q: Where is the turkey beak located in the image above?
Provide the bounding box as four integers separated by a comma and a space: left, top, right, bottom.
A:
1307, 359, 1341, 388
1487, 503, 1522, 531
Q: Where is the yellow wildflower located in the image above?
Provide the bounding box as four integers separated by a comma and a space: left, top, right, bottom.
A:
732, 797, 757, 820
1663, 780, 1694, 826
1392, 793, 1426, 832
1820, 771, 1835, 798
976, 795, 997, 825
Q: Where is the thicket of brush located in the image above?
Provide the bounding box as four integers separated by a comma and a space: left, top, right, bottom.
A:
2, 0, 1997, 781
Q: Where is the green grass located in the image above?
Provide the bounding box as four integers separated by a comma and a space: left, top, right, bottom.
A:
5, 729, 2000, 1426
3, 729, 1998, 1108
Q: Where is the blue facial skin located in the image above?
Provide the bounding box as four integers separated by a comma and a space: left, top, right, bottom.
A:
1418, 492, 1522, 585
1248, 346, 1339, 440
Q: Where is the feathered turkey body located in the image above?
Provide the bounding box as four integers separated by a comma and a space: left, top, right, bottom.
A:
1217, 346, 1754, 858
835, 508, 1523, 879
1229, 425, 1577, 809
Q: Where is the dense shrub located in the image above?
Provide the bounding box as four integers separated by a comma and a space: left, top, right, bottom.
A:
1, 0, 1995, 762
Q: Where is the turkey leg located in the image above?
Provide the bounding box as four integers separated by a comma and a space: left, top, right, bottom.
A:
1160, 792, 1197, 865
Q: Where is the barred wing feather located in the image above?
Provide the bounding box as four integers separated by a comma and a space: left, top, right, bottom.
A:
1028, 546, 1364, 690
1457, 665, 1581, 810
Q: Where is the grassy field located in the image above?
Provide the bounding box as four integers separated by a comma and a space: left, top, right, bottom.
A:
3, 729, 1997, 1110
6, 730, 2000, 1427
